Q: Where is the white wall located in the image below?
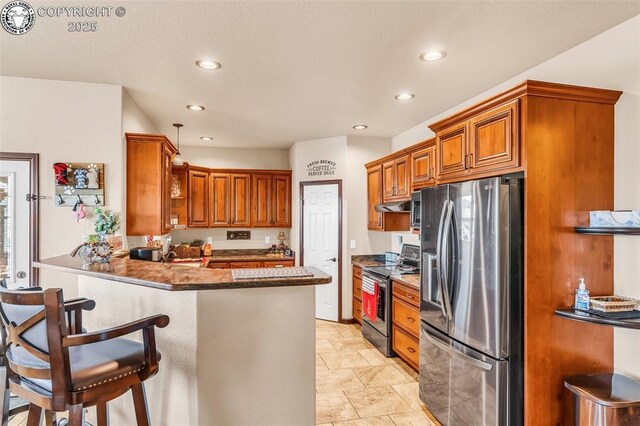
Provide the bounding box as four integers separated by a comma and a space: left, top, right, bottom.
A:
0, 77, 124, 297
390, 16, 640, 378
179, 145, 290, 170
290, 136, 392, 319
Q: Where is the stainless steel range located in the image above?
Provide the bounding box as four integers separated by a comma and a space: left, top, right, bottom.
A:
361, 244, 420, 356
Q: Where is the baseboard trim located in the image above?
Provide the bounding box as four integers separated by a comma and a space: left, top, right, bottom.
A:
339, 318, 357, 325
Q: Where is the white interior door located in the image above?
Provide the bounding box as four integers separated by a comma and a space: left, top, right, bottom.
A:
0, 160, 31, 288
303, 183, 340, 321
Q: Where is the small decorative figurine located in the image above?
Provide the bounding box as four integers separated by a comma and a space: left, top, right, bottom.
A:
87, 164, 99, 189
53, 163, 69, 185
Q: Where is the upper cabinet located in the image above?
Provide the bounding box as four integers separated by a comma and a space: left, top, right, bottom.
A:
382, 154, 410, 202
126, 133, 177, 236
188, 167, 210, 228
410, 139, 436, 190
210, 173, 231, 227
367, 165, 383, 230
230, 173, 252, 227
433, 99, 520, 182
251, 171, 292, 227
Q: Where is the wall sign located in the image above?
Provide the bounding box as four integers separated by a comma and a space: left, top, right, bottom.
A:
306, 160, 336, 177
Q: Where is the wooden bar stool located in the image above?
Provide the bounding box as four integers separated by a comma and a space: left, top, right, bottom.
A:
0, 286, 169, 425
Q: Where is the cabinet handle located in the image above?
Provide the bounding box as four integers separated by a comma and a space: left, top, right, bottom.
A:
407, 294, 414, 300
407, 317, 416, 322
469, 153, 474, 168
407, 347, 416, 353
464, 154, 469, 169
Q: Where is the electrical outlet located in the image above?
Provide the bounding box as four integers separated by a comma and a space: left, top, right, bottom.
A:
395, 235, 403, 247
265, 236, 270, 244
350, 240, 356, 250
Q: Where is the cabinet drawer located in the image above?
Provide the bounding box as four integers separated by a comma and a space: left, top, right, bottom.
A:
230, 261, 262, 269
353, 298, 363, 324
353, 277, 362, 301
353, 266, 362, 279
263, 260, 294, 268
207, 262, 229, 269
392, 297, 419, 338
392, 281, 420, 308
392, 325, 419, 371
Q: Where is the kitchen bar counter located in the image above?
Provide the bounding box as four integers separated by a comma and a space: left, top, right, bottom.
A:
34, 254, 326, 425
35, 255, 329, 291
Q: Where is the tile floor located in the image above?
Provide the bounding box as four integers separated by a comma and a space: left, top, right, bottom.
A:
316, 320, 439, 426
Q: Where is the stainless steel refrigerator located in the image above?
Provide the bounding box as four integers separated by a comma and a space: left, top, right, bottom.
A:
419, 175, 524, 426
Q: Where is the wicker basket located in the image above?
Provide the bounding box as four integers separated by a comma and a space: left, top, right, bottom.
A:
590, 296, 638, 312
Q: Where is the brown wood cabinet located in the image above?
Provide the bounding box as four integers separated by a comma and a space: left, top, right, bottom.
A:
352, 266, 363, 325
251, 172, 291, 227
382, 154, 410, 202
210, 173, 231, 227
263, 260, 295, 268
366, 165, 410, 232
170, 164, 189, 229
391, 280, 419, 372
434, 100, 520, 182
188, 167, 210, 228
125, 133, 177, 236
207, 260, 295, 269
230, 174, 251, 227
410, 140, 436, 189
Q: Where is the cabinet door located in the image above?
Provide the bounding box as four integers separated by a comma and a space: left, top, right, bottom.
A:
188, 170, 209, 227
210, 173, 231, 227
382, 161, 395, 201
162, 146, 173, 233
207, 262, 229, 269
367, 166, 383, 230
436, 122, 469, 181
230, 261, 262, 269
251, 174, 272, 227
394, 154, 410, 199
230, 174, 251, 227
411, 145, 436, 188
468, 100, 519, 173
263, 260, 295, 268
272, 174, 291, 227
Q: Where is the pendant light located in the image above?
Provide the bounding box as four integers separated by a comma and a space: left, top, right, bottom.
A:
172, 123, 184, 166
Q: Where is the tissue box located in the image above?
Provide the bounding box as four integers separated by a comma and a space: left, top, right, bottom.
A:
589, 210, 640, 228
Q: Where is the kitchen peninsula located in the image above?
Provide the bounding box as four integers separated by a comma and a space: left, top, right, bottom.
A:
34, 256, 331, 426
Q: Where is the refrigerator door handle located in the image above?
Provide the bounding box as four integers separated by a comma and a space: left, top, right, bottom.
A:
435, 200, 449, 317
424, 329, 493, 372
440, 200, 454, 320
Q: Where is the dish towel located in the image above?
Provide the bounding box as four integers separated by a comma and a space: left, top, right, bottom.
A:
362, 276, 378, 321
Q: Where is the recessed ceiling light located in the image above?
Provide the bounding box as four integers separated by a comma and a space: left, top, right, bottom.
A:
200, 136, 214, 141
419, 50, 447, 62
394, 93, 415, 101
195, 60, 221, 70
186, 104, 205, 111
352, 124, 368, 130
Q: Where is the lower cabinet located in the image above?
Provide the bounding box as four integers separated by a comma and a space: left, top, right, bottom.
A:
391, 280, 420, 371
353, 265, 363, 324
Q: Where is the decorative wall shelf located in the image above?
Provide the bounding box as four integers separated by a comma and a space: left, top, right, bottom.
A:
575, 227, 640, 235
555, 308, 640, 330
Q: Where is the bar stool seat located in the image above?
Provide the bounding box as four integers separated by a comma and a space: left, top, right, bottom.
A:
7, 338, 161, 393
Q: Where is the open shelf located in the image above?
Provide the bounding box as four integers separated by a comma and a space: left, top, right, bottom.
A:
575, 227, 640, 235
555, 308, 640, 330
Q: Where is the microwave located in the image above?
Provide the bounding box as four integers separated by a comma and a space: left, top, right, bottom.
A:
410, 191, 421, 229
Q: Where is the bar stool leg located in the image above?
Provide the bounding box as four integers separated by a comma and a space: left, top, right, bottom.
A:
131, 383, 150, 426
26, 404, 43, 426
44, 410, 55, 425
68, 404, 84, 426
96, 401, 109, 426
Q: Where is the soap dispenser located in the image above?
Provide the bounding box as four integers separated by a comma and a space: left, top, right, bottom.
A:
574, 278, 590, 310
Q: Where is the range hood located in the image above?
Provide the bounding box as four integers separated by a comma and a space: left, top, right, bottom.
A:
374, 200, 411, 213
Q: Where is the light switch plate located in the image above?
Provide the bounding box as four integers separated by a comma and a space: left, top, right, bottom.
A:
265, 236, 270, 244
350, 240, 356, 249
395, 235, 403, 247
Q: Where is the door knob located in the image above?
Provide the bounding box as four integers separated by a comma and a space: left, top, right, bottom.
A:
16, 271, 26, 279
326, 257, 337, 262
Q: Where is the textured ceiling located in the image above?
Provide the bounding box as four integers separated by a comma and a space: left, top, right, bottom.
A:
2, 1, 639, 148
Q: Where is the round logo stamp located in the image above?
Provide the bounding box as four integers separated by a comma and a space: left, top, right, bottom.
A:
1, 1, 35, 35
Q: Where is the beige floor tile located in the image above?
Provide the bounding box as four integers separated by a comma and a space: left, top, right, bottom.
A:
391, 382, 423, 410
389, 410, 437, 426
333, 415, 395, 426
316, 391, 360, 424
317, 319, 339, 329
330, 337, 373, 351
317, 355, 329, 371
316, 424, 333, 426
358, 348, 396, 366
344, 386, 412, 418
318, 328, 346, 339
317, 339, 338, 354
317, 368, 365, 392
390, 359, 419, 382
320, 351, 371, 369
352, 365, 413, 388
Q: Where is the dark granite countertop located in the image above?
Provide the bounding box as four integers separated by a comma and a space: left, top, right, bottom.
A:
34, 256, 330, 292
351, 255, 420, 290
